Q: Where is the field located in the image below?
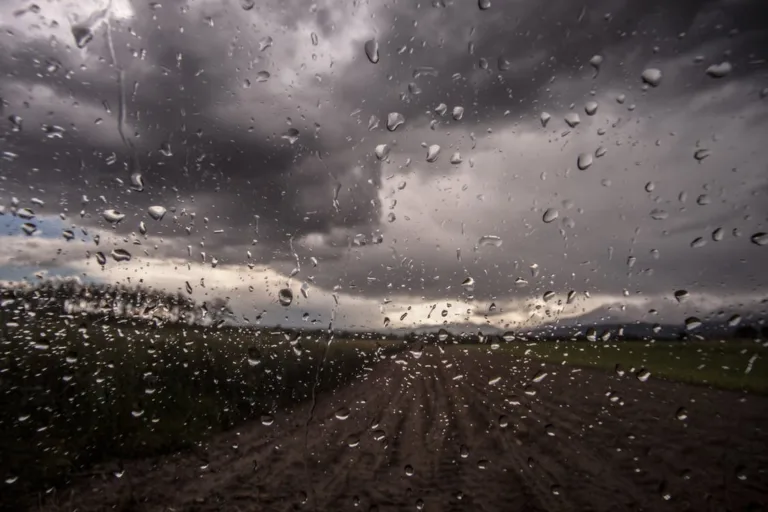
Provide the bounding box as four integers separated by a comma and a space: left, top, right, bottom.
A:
0, 311, 401, 510
498, 339, 768, 394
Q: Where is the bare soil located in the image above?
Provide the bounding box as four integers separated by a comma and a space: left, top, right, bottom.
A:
39, 346, 768, 512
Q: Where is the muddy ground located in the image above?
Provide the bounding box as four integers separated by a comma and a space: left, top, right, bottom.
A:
39, 346, 768, 511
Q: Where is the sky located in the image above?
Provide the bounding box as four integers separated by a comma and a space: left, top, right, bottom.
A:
0, 0, 767, 332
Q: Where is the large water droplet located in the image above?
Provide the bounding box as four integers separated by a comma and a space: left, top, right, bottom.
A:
478, 235, 502, 247
650, 208, 668, 220
674, 290, 689, 303
148, 206, 166, 221
278, 288, 293, 306
641, 68, 662, 87
478, 0, 491, 10
589, 54, 603, 71
461, 277, 475, 288
72, 25, 94, 49
577, 152, 593, 170
502, 331, 515, 342
364, 39, 379, 64
103, 209, 125, 224
705, 62, 732, 78
435, 103, 447, 116
564, 112, 581, 128
438, 329, 449, 342
694, 149, 710, 161
259, 36, 273, 52
542, 208, 559, 223
685, 317, 702, 331
450, 152, 462, 164
426, 144, 441, 162
452, 106, 464, 121
282, 128, 300, 145
335, 407, 351, 420
540, 112, 551, 127
255, 70, 270, 82
585, 101, 598, 116
750, 232, 767, 246
111, 249, 132, 262
387, 112, 405, 131
21, 223, 37, 236
675, 407, 688, 421
241, 0, 255, 10
375, 144, 390, 160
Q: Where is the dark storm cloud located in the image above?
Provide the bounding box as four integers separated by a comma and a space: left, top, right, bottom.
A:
1, 0, 767, 329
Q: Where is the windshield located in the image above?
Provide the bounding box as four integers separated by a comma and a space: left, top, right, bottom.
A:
1, 0, 767, 510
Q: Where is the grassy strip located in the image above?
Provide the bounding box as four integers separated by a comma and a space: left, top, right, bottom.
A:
499, 340, 768, 394
0, 315, 399, 509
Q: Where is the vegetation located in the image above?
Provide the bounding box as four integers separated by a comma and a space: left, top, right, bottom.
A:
500, 339, 768, 394
0, 282, 402, 509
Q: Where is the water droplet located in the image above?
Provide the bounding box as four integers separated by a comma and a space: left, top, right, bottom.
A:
674, 290, 689, 303
404, 464, 415, 476
452, 106, 464, 121
706, 62, 732, 78
16, 208, 34, 220
636, 369, 651, 382
532, 370, 548, 383
477, 459, 489, 469
542, 291, 555, 302
577, 153, 593, 170
95, 252, 107, 265
335, 407, 350, 420
387, 112, 405, 131
478, 235, 502, 247
435, 103, 447, 116
675, 407, 688, 421
616, 93, 626, 104
542, 208, 559, 223
595, 146, 607, 158
460, 444, 470, 458
650, 209, 668, 220
694, 149, 710, 161
247, 347, 262, 366
72, 24, 94, 49
540, 112, 551, 127
255, 70, 270, 82
111, 249, 132, 262
498, 56, 510, 71
278, 288, 293, 306
690, 237, 706, 249
750, 232, 767, 246
498, 415, 509, 428
8, 115, 22, 132
564, 112, 581, 128
62, 229, 75, 241
43, 125, 65, 138
426, 145, 441, 162
159, 141, 172, 157
712, 228, 724, 241
461, 277, 475, 290
130, 173, 144, 192
375, 144, 390, 160
387, 212, 396, 223
436, 328, 450, 342
589, 54, 603, 70
502, 331, 515, 342
21, 223, 37, 236
545, 424, 556, 436
241, 0, 255, 10
585, 101, 598, 116
685, 317, 702, 331
282, 128, 300, 145
641, 68, 662, 87
478, 0, 491, 10
261, 414, 274, 426
103, 209, 125, 224
364, 39, 379, 64
259, 36, 273, 52
148, 206, 166, 221
567, 290, 576, 304
311, 32, 319, 46
450, 152, 462, 164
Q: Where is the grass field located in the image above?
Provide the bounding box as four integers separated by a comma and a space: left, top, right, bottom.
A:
0, 312, 402, 509
499, 339, 768, 394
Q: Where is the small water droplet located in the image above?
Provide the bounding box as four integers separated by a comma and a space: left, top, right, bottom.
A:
540, 112, 551, 127
694, 149, 710, 161
675, 407, 688, 421
674, 290, 689, 303
641, 68, 662, 87
650, 209, 668, 220
404, 464, 415, 476
240, 0, 255, 10
585, 101, 598, 116
21, 223, 37, 236
589, 54, 603, 71
259, 36, 273, 52
8, 115, 22, 132
95, 252, 107, 265
636, 369, 651, 382
542, 291, 555, 302
255, 70, 270, 82
452, 106, 464, 121
435, 103, 447, 116
502, 331, 515, 342
335, 407, 350, 420
364, 39, 379, 64
460, 444, 470, 458
449, 152, 462, 164
261, 414, 274, 426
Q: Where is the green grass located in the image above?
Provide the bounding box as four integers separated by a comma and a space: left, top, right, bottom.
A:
0, 312, 402, 510
499, 340, 768, 393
